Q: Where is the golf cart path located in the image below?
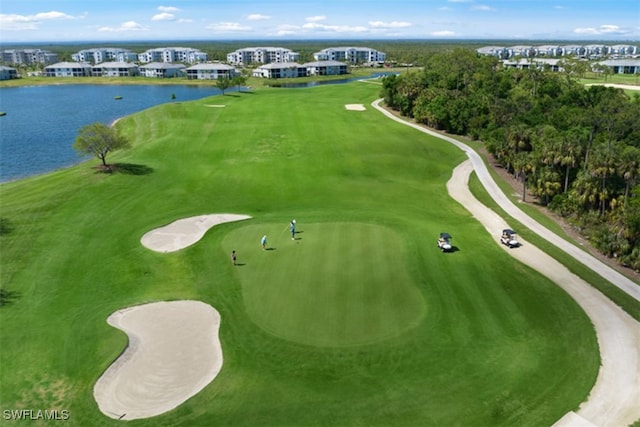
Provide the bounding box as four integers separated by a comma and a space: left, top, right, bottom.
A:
371, 98, 639, 301
371, 99, 640, 427
449, 161, 640, 427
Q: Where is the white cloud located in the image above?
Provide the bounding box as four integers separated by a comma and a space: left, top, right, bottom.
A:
369, 20, 412, 29
574, 24, 627, 35
306, 16, 327, 22
98, 21, 147, 33
431, 30, 457, 36
0, 11, 74, 31
302, 22, 368, 33
247, 14, 270, 21
206, 22, 252, 32
152, 12, 175, 21
472, 5, 495, 11
158, 6, 180, 12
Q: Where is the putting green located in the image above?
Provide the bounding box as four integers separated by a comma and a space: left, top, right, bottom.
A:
223, 222, 426, 347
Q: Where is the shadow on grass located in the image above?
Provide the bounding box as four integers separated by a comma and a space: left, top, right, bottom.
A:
0, 289, 21, 307
0, 218, 14, 235
94, 163, 154, 176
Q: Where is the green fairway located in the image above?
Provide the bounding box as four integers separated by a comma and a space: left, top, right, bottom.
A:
0, 82, 599, 426
224, 222, 425, 347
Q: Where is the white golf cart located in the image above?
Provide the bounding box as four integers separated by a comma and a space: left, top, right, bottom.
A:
500, 229, 519, 248
437, 232, 453, 252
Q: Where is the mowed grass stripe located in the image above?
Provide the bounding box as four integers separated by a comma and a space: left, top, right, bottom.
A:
224, 222, 426, 347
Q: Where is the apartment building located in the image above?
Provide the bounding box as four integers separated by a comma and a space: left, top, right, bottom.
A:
226, 47, 300, 65
313, 47, 386, 64
138, 47, 207, 64
43, 62, 92, 77
1, 49, 58, 65
185, 63, 239, 80
72, 48, 137, 64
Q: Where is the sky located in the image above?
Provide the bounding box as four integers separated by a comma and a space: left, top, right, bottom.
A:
0, 0, 639, 43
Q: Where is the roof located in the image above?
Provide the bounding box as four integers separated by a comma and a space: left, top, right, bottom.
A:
303, 60, 347, 67
139, 62, 186, 69
186, 63, 236, 71
256, 62, 304, 69
440, 232, 452, 239
45, 62, 91, 68
597, 59, 640, 66
94, 62, 138, 68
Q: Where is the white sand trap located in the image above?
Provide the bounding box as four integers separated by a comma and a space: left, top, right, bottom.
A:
345, 104, 366, 111
141, 214, 251, 253
94, 300, 223, 420
204, 104, 226, 108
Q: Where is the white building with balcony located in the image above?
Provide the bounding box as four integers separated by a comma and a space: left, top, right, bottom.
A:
226, 47, 300, 65
313, 47, 385, 64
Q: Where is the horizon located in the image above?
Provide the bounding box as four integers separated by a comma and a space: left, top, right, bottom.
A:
1, 1, 639, 44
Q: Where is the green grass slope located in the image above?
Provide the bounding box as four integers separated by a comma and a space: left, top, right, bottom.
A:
0, 82, 598, 426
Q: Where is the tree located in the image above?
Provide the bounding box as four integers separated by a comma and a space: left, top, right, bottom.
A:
215, 76, 232, 95
231, 74, 248, 92
73, 123, 130, 168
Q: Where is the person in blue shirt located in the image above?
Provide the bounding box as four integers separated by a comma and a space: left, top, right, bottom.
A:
261, 235, 267, 250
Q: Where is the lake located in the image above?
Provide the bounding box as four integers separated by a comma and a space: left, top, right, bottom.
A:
0, 84, 223, 182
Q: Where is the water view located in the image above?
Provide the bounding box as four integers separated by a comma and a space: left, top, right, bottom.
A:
0, 84, 222, 182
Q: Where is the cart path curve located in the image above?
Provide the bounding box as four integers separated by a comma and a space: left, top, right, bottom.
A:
371, 99, 640, 427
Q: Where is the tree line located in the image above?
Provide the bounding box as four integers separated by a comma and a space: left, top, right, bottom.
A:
380, 48, 640, 271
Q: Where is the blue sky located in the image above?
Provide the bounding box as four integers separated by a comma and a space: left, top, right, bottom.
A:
1, 0, 638, 43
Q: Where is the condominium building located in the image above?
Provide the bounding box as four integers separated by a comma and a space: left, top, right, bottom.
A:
43, 62, 92, 77
226, 47, 300, 65
91, 62, 140, 77
478, 44, 639, 59
185, 63, 239, 80
72, 48, 137, 64
137, 47, 207, 64
1, 49, 58, 65
313, 47, 386, 64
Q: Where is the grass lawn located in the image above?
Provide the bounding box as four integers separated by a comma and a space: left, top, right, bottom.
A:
0, 82, 598, 426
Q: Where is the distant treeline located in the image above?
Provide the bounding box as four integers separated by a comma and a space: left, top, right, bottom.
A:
381, 48, 640, 271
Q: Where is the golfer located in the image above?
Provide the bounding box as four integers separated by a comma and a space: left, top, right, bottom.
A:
290, 219, 296, 240
261, 235, 267, 250
231, 250, 237, 265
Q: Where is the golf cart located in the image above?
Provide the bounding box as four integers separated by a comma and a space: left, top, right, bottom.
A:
437, 232, 453, 252
500, 229, 519, 248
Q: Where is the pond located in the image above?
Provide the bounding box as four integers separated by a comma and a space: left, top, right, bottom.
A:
0, 84, 222, 182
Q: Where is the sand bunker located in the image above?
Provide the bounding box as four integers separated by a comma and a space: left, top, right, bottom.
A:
204, 104, 226, 108
94, 300, 223, 420
141, 214, 251, 252
345, 104, 366, 111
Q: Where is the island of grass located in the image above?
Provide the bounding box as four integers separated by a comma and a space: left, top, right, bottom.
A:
0, 82, 601, 426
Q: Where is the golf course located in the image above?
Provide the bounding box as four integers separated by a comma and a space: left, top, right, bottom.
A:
0, 81, 606, 426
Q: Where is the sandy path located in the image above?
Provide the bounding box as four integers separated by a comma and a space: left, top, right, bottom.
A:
93, 301, 223, 420
371, 99, 640, 427
141, 213, 251, 252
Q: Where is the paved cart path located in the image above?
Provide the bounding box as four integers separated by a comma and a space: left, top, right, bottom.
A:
371, 98, 640, 427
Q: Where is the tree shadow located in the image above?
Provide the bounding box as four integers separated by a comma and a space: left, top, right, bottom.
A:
0, 218, 14, 235
0, 289, 21, 307
94, 163, 154, 176
112, 163, 155, 175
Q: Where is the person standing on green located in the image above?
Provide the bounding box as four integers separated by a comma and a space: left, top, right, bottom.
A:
290, 219, 296, 240
231, 250, 237, 265
261, 235, 267, 250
